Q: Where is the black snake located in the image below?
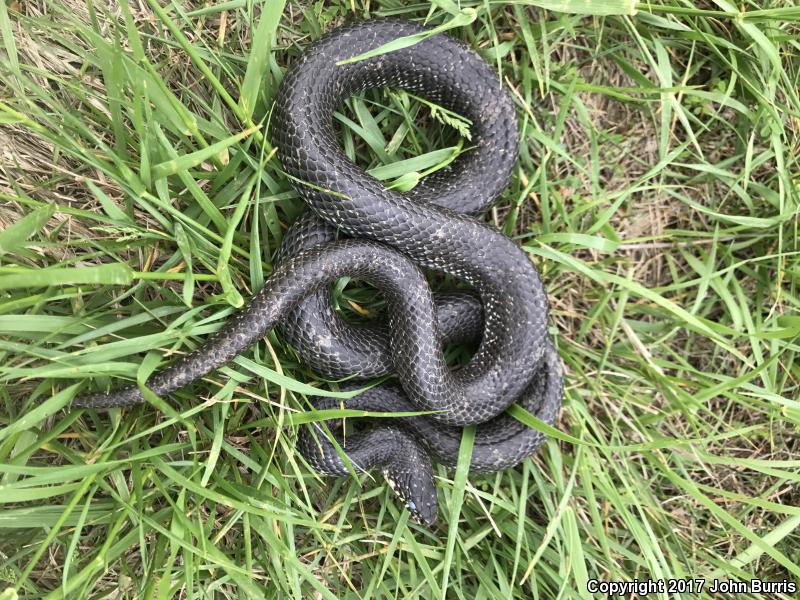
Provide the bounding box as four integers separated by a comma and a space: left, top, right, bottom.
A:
71, 18, 563, 525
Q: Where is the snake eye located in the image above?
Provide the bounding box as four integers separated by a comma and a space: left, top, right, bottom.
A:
406, 501, 423, 522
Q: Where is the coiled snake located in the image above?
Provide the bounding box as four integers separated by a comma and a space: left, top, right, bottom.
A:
71, 18, 563, 525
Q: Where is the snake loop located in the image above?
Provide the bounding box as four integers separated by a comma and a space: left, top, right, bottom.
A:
70, 18, 562, 524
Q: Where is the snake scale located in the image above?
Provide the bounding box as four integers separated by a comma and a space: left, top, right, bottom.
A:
71, 18, 563, 525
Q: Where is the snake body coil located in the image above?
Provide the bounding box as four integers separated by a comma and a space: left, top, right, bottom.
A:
72, 19, 563, 525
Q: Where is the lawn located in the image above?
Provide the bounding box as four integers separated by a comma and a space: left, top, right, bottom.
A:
1, 0, 799, 598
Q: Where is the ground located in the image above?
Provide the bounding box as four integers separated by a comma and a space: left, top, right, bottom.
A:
0, 1, 799, 599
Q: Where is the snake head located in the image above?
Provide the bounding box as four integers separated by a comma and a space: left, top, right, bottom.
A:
382, 442, 438, 526
406, 499, 437, 526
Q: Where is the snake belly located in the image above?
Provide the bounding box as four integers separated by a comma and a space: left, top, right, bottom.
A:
70, 18, 562, 525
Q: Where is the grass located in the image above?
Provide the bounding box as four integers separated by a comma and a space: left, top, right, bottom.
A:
1, 0, 799, 598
